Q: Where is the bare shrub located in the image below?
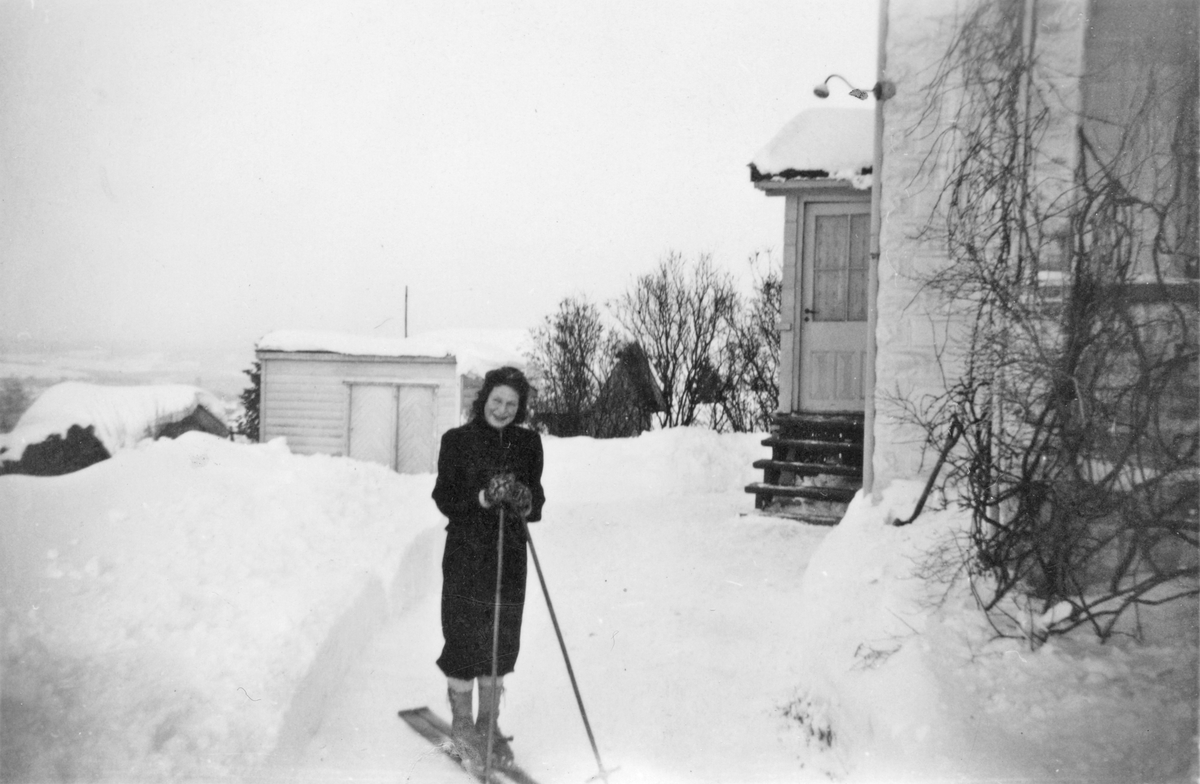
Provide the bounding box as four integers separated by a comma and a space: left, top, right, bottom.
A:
527, 296, 618, 437
720, 251, 782, 433
530, 252, 781, 436
612, 252, 741, 430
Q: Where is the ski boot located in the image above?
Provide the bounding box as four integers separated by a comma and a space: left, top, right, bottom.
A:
476, 677, 514, 766
447, 686, 484, 768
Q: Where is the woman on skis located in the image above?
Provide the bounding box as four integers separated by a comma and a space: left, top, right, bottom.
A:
431, 365, 545, 767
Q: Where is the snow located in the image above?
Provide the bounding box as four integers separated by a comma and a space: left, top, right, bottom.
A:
0, 359, 89, 383
2, 421, 1196, 782
0, 346, 250, 399
256, 328, 530, 379
0, 382, 228, 463
793, 483, 1198, 783
750, 107, 875, 189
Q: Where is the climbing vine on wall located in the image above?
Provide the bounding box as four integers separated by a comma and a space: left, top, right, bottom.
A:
904, 0, 1198, 643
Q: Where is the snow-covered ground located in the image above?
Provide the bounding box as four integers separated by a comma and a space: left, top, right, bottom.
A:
2, 426, 1196, 783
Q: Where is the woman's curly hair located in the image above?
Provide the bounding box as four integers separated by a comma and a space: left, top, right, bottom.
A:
470, 366, 532, 425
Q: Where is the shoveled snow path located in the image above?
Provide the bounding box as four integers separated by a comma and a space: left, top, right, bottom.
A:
266, 491, 832, 783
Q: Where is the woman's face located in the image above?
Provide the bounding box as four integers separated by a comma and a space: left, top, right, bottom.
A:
484, 384, 520, 430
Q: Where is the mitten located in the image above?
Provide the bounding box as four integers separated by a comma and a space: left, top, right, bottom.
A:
483, 472, 516, 508
506, 481, 533, 519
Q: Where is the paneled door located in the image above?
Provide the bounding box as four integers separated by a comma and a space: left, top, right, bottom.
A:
348, 383, 399, 468
395, 385, 436, 474
348, 382, 438, 473
798, 201, 870, 412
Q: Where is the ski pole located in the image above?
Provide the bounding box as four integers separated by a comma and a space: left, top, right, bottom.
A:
523, 520, 614, 784
485, 506, 507, 784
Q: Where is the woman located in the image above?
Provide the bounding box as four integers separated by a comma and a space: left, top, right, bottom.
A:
431, 366, 545, 765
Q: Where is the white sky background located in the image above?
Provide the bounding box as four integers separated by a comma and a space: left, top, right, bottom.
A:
0, 0, 878, 356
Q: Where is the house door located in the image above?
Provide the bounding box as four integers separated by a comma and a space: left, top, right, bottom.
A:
348, 383, 438, 473
798, 201, 870, 412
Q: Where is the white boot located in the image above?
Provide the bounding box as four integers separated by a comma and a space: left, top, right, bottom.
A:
447, 685, 483, 765
476, 677, 513, 765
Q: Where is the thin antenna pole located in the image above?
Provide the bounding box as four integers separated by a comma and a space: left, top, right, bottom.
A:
404, 286, 409, 338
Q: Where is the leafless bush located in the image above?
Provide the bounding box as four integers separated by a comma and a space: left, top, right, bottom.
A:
526, 296, 619, 437
530, 251, 781, 436
720, 251, 782, 433
612, 251, 741, 430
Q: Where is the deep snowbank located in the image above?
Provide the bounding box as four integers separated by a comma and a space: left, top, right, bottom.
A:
790, 482, 1199, 783
540, 427, 765, 503
3, 425, 1195, 783
1, 434, 444, 781
0, 427, 769, 783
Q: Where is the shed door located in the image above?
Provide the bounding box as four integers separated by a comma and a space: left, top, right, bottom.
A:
348, 384, 398, 467
798, 202, 870, 412
396, 385, 437, 473
348, 382, 438, 473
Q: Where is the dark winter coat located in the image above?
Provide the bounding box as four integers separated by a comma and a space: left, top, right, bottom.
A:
431, 418, 545, 681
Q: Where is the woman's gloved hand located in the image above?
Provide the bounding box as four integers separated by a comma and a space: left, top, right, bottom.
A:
482, 472, 516, 508
505, 482, 533, 519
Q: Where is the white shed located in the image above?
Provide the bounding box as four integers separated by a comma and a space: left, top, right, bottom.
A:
255, 329, 528, 474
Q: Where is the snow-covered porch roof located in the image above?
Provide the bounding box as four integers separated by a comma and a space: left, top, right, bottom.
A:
749, 107, 875, 191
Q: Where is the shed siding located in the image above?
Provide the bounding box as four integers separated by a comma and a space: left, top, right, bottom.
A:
257, 352, 459, 467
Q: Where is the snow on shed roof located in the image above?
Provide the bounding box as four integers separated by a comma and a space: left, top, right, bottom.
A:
256, 328, 530, 379
749, 107, 874, 189
0, 382, 227, 462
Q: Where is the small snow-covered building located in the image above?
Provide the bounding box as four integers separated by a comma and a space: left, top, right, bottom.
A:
0, 382, 230, 476
255, 329, 528, 474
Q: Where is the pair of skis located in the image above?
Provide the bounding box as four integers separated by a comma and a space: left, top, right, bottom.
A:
398, 706, 538, 784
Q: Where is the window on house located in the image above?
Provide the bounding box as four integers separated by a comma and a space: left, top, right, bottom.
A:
1081, 0, 1199, 282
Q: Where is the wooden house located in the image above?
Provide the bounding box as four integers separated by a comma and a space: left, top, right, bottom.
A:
255, 330, 527, 474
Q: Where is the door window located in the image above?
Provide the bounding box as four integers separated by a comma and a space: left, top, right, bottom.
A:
813, 213, 870, 322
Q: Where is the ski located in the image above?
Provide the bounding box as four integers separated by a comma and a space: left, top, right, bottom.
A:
398, 706, 541, 784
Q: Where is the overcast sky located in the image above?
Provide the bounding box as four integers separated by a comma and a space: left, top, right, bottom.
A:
0, 0, 878, 355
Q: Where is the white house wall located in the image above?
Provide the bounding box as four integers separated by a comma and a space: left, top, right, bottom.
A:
872, 0, 1086, 489
258, 352, 458, 464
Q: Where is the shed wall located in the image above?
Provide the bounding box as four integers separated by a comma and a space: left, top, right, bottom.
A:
257, 352, 459, 466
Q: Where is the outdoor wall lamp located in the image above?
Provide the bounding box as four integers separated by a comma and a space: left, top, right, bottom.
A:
813, 73, 896, 101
